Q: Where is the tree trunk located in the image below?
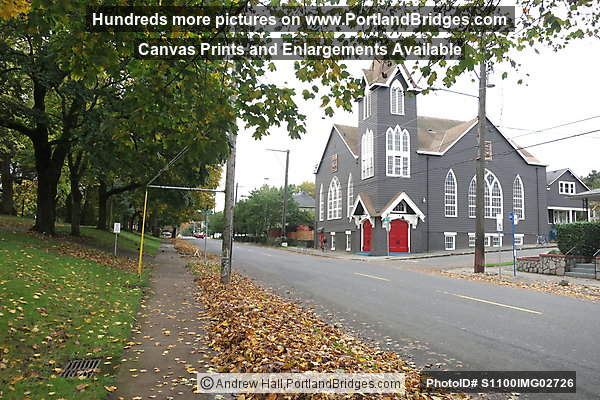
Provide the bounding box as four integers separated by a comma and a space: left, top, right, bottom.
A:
68, 151, 86, 236
97, 180, 108, 230
0, 155, 16, 215
32, 139, 64, 235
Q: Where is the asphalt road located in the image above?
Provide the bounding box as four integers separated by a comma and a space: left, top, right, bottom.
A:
189, 238, 600, 400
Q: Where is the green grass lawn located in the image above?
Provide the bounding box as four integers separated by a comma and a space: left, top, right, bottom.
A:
0, 216, 160, 257
55, 226, 161, 257
0, 230, 148, 399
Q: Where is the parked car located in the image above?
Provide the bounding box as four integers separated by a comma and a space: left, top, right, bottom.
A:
193, 232, 205, 239
162, 231, 172, 238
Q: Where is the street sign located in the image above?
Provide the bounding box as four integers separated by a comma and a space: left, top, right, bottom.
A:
495, 214, 503, 232
113, 223, 121, 257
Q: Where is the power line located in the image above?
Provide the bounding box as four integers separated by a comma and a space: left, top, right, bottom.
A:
318, 126, 600, 196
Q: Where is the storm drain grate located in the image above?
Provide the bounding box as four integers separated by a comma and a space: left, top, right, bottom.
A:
59, 358, 102, 378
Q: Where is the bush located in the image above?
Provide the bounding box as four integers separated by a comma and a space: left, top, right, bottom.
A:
556, 222, 600, 258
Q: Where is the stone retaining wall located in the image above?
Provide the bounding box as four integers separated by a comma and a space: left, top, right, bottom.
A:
517, 254, 567, 275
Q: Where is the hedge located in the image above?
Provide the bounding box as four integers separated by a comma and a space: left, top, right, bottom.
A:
556, 222, 600, 258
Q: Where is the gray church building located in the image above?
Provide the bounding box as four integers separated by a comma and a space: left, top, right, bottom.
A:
314, 60, 591, 255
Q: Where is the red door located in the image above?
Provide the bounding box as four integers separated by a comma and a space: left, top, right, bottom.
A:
362, 220, 372, 252
389, 219, 409, 253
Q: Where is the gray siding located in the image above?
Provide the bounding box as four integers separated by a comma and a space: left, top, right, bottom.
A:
314, 127, 358, 249
424, 120, 547, 248
314, 70, 549, 254
546, 170, 589, 209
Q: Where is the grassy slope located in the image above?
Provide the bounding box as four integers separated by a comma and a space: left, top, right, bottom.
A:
0, 230, 147, 399
0, 215, 160, 257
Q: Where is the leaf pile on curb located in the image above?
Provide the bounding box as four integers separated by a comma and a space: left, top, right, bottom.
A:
441, 270, 600, 302
191, 266, 467, 400
174, 238, 221, 264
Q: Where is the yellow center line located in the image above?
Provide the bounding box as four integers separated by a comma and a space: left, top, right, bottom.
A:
353, 272, 390, 281
438, 291, 543, 315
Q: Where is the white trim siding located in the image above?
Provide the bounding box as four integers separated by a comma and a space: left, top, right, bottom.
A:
319, 184, 324, 221
444, 232, 457, 250
347, 173, 354, 218
558, 181, 576, 195
327, 177, 342, 220
444, 169, 457, 217
363, 86, 372, 119
385, 126, 410, 177
390, 80, 404, 115
361, 129, 374, 179
468, 170, 503, 219
513, 175, 525, 221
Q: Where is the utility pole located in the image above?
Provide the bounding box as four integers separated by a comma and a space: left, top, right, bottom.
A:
267, 149, 290, 243
221, 62, 238, 285
221, 130, 237, 284
282, 150, 290, 243
474, 52, 487, 274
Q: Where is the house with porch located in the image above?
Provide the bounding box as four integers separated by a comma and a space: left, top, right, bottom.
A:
546, 168, 592, 224
314, 60, 555, 255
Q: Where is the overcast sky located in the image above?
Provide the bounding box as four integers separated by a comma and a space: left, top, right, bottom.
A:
214, 36, 600, 211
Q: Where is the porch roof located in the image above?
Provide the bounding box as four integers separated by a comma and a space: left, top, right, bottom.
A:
568, 188, 600, 201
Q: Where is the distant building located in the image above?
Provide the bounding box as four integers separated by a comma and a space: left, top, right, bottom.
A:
546, 168, 592, 224
292, 191, 315, 213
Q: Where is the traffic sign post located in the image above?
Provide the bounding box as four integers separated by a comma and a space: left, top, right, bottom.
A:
496, 214, 503, 278
113, 222, 121, 257
509, 212, 517, 276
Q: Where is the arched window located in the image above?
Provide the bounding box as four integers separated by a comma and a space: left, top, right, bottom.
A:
444, 169, 457, 217
347, 173, 354, 217
385, 126, 410, 177
468, 177, 477, 218
513, 175, 525, 220
319, 184, 324, 221
327, 176, 342, 220
390, 80, 404, 115
363, 85, 372, 119
361, 129, 374, 179
468, 170, 503, 219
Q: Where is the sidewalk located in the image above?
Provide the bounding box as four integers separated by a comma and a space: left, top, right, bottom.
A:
109, 243, 215, 400
281, 243, 556, 262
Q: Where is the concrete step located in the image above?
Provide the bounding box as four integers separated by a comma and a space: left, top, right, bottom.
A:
565, 271, 596, 279
570, 267, 595, 274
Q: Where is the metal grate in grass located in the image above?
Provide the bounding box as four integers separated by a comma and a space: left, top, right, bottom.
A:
59, 358, 102, 378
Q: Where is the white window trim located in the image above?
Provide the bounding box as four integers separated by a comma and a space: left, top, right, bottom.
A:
327, 177, 342, 220
363, 86, 372, 120
513, 175, 525, 221
330, 232, 336, 251
558, 181, 576, 195
390, 80, 405, 115
444, 169, 458, 217
345, 230, 351, 251
361, 129, 374, 180
319, 184, 324, 221
385, 126, 410, 178
347, 173, 354, 218
468, 232, 504, 247
444, 232, 457, 251
468, 170, 503, 219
